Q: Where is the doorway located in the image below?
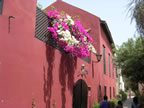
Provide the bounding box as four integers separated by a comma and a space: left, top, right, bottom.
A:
73, 79, 88, 108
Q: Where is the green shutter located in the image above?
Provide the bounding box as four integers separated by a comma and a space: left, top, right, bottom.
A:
113, 66, 114, 78
98, 85, 102, 102
109, 54, 111, 77
113, 87, 115, 97
103, 46, 106, 74
110, 87, 111, 99
104, 86, 107, 96
0, 0, 4, 14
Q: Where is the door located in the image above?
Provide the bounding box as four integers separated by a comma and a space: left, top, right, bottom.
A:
73, 79, 88, 108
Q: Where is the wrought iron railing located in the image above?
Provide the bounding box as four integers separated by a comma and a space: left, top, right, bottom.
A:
35, 7, 89, 63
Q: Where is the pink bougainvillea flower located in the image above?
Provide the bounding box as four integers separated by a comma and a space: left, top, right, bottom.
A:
61, 21, 69, 30
48, 10, 53, 18
47, 10, 96, 58
54, 23, 59, 28
57, 40, 68, 48
48, 27, 58, 39
87, 36, 94, 42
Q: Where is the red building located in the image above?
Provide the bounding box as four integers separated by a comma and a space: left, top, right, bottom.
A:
0, 0, 116, 108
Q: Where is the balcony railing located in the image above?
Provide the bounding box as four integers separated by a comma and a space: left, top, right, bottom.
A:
35, 7, 89, 63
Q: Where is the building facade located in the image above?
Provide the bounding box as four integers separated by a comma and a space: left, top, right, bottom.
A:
116, 67, 125, 94
0, 0, 116, 108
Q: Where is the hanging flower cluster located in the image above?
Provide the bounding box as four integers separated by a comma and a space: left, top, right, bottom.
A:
47, 10, 97, 58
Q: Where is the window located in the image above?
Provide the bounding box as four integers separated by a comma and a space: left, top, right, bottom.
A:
109, 54, 111, 77
115, 67, 117, 79
104, 86, 107, 96
103, 45, 106, 74
110, 87, 111, 99
113, 65, 114, 78
113, 87, 115, 97
98, 85, 102, 102
0, 0, 4, 14
113, 66, 116, 79
116, 67, 118, 78
92, 61, 94, 78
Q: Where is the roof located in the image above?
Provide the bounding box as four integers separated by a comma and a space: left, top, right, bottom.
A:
45, 0, 115, 47
100, 20, 114, 45
44, 0, 100, 19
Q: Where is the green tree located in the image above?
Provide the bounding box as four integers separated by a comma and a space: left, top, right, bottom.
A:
37, 3, 43, 10
114, 37, 144, 92
128, 0, 144, 35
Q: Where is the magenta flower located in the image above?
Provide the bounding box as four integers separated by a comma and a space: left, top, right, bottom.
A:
47, 10, 96, 58
62, 22, 69, 30
57, 40, 68, 48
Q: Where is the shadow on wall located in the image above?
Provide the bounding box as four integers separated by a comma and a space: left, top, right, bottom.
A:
43, 44, 77, 108
59, 53, 77, 108
43, 45, 55, 108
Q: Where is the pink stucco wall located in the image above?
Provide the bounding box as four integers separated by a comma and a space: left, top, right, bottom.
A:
45, 0, 117, 104
99, 26, 117, 99
0, 0, 116, 108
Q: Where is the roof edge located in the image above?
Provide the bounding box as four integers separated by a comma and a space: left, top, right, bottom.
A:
44, 0, 100, 19
100, 20, 115, 49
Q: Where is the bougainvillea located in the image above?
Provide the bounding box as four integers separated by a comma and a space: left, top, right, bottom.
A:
47, 10, 97, 58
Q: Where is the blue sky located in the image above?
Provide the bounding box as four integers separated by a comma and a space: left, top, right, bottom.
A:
37, 0, 136, 46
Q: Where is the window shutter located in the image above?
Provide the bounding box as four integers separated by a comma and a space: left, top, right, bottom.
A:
0, 0, 4, 14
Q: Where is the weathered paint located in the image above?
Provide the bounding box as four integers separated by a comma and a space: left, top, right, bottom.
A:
0, 0, 116, 108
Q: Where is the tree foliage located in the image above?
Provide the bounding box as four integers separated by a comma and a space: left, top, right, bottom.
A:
37, 3, 43, 10
114, 37, 144, 91
128, 0, 144, 35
